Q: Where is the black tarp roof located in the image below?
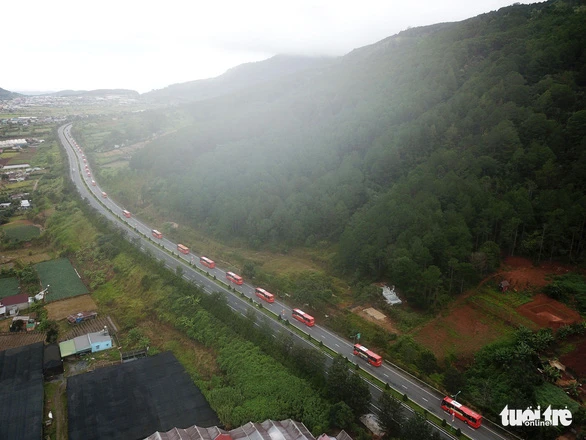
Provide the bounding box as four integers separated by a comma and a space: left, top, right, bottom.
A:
43, 344, 62, 367
67, 351, 219, 440
0, 341, 44, 440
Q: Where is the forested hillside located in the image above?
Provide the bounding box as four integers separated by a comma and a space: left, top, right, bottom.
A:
130, 0, 586, 309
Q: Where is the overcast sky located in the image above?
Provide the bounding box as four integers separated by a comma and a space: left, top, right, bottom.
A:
5, 0, 537, 94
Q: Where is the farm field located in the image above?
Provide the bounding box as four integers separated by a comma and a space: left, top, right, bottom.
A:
45, 294, 98, 321
35, 258, 88, 301
0, 331, 46, 352
0, 277, 19, 298
1, 221, 41, 241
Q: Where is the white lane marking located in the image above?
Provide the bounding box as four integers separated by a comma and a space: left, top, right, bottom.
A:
401, 385, 408, 389
422, 398, 428, 402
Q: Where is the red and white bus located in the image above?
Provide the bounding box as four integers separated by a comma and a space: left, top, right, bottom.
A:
177, 244, 189, 254
122, 210, 131, 218
152, 230, 163, 239
101, 192, 107, 198
292, 308, 315, 327
440, 397, 482, 428
353, 344, 382, 367
199, 256, 215, 269
226, 271, 243, 285
255, 287, 275, 303
91, 180, 96, 186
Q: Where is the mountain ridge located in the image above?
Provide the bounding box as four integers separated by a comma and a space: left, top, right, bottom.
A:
142, 54, 333, 104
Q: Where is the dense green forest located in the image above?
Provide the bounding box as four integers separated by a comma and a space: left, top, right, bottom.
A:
124, 0, 586, 309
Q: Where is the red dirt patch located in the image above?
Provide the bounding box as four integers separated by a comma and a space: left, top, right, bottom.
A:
413, 301, 508, 360
517, 294, 581, 330
499, 256, 573, 290
560, 337, 586, 380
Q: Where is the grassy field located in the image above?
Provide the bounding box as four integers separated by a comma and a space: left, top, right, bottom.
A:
0, 277, 19, 299
2, 180, 34, 191
35, 258, 89, 301
2, 223, 41, 241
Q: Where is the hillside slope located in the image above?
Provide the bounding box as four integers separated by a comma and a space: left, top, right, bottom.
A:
0, 87, 22, 100
127, 0, 586, 309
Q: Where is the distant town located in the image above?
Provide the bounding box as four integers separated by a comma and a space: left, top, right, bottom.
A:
0, 92, 140, 114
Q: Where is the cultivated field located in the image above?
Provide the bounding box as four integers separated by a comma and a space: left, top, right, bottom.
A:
0, 277, 19, 299
0, 331, 46, 352
1, 222, 41, 241
45, 294, 98, 321
35, 258, 89, 302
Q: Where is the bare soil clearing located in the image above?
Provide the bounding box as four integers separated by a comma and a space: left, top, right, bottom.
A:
351, 306, 401, 334
414, 256, 583, 359
517, 294, 581, 329
46, 295, 98, 321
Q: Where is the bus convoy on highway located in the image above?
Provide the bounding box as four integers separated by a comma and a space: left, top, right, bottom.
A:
67, 130, 486, 430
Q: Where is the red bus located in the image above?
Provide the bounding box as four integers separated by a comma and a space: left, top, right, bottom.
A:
226, 271, 243, 285
353, 344, 382, 367
91, 180, 96, 186
255, 287, 275, 303
152, 229, 163, 239
177, 244, 189, 254
441, 397, 482, 428
122, 210, 131, 218
199, 256, 215, 269
292, 308, 315, 326
101, 192, 107, 198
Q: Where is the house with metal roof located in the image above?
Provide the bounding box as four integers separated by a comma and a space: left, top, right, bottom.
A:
59, 327, 112, 357
0, 293, 30, 317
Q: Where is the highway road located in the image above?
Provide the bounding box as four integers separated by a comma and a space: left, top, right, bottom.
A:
58, 123, 518, 440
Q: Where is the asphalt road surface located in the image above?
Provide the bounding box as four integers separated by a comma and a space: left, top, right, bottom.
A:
58, 123, 519, 440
